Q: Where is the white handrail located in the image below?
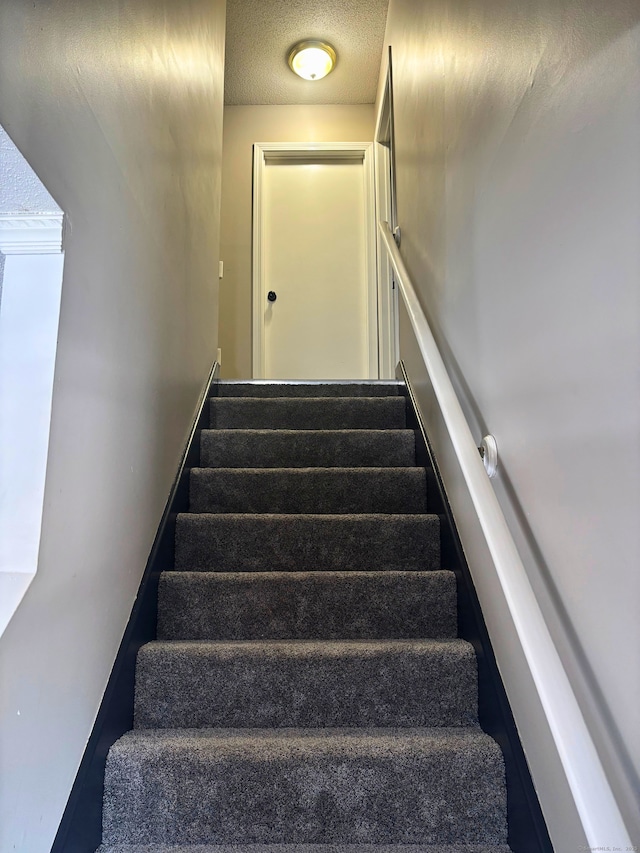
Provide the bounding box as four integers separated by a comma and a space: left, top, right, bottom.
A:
379, 220, 631, 846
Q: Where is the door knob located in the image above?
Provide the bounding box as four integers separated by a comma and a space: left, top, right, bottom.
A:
267, 291, 277, 303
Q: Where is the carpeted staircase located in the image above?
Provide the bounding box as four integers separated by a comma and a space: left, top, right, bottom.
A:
98, 380, 511, 853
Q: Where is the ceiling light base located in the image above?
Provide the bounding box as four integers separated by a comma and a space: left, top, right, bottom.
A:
288, 40, 337, 81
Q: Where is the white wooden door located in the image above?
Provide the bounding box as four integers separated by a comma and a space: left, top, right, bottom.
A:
254, 145, 376, 380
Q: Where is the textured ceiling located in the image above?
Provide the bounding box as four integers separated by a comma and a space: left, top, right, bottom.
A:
224, 0, 389, 105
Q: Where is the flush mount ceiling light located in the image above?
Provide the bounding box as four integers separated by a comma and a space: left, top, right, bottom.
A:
288, 40, 337, 81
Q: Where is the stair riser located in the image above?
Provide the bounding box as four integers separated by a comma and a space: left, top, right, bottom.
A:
157, 571, 458, 641
217, 382, 401, 398
200, 430, 416, 468
174, 515, 440, 573
189, 469, 427, 515
134, 641, 477, 729
103, 734, 507, 845
97, 845, 514, 853
209, 398, 406, 430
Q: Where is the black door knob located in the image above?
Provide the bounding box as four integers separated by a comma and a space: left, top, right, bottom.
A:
267, 291, 277, 303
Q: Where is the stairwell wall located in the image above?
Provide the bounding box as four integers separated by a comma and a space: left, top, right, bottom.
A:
379, 0, 640, 845
0, 1, 225, 851
219, 104, 375, 379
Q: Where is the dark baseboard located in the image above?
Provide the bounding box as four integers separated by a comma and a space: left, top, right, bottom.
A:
397, 360, 553, 853
51, 360, 220, 853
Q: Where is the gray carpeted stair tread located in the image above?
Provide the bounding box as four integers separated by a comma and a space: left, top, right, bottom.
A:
189, 468, 427, 515
98, 380, 513, 850
157, 570, 457, 640
97, 845, 513, 853
217, 381, 402, 397
200, 429, 416, 469
174, 513, 440, 573
103, 727, 507, 845
209, 397, 406, 430
134, 639, 477, 729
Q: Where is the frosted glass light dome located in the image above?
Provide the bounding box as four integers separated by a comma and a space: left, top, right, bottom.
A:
288, 41, 337, 81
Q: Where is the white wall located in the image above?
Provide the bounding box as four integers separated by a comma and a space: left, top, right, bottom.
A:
0, 0, 226, 849
379, 0, 640, 845
0, 254, 64, 631
219, 104, 375, 378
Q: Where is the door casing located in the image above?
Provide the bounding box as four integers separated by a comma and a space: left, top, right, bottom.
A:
374, 46, 400, 378
252, 141, 378, 379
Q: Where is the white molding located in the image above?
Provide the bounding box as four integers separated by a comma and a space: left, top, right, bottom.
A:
252, 144, 265, 378
252, 142, 378, 379
378, 219, 633, 847
258, 142, 370, 162
374, 141, 397, 379
0, 213, 64, 255
373, 48, 400, 379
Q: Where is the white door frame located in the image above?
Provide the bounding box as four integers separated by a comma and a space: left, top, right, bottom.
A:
374, 47, 400, 378
252, 141, 378, 379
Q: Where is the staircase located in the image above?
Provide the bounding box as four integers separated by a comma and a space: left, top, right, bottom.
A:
98, 380, 511, 853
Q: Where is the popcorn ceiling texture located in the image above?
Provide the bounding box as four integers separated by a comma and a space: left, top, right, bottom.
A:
224, 0, 389, 105
0, 126, 60, 214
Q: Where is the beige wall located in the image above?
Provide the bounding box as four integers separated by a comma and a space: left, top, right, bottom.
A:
219, 104, 375, 378
0, 0, 225, 849
380, 0, 640, 844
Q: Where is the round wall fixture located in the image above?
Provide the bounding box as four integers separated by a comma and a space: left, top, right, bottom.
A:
479, 435, 499, 478
288, 41, 337, 81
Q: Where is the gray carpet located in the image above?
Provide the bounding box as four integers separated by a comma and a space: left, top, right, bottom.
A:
98, 846, 513, 853
157, 570, 458, 640
104, 728, 506, 845
200, 430, 416, 468
99, 381, 510, 852
209, 397, 407, 430
189, 468, 427, 514
217, 381, 402, 397
174, 514, 441, 573
133, 639, 478, 729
